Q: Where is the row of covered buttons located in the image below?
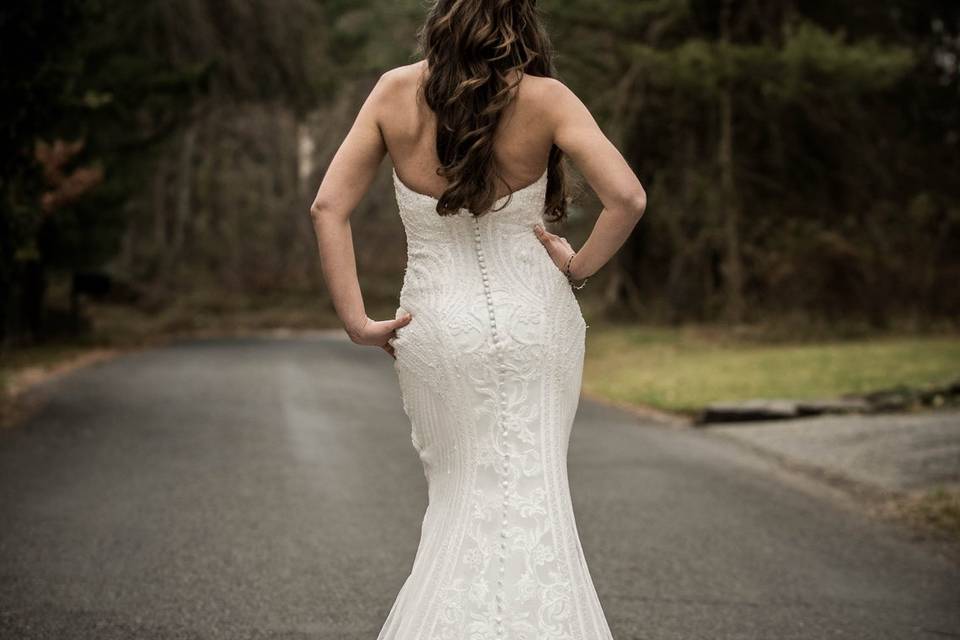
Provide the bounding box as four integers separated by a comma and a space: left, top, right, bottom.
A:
473, 216, 511, 637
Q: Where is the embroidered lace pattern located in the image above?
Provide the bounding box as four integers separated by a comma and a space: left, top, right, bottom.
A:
380, 165, 614, 640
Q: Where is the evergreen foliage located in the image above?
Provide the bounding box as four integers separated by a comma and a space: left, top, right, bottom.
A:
2, 1, 957, 344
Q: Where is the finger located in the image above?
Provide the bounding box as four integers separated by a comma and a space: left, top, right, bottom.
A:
391, 313, 413, 329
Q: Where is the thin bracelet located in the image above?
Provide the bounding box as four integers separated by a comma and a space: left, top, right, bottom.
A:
564, 252, 589, 290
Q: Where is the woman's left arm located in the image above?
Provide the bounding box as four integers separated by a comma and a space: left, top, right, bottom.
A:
309, 72, 411, 357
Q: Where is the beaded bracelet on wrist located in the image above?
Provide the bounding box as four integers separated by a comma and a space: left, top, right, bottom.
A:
563, 252, 589, 290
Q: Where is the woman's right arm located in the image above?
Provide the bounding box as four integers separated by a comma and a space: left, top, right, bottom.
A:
534, 78, 647, 281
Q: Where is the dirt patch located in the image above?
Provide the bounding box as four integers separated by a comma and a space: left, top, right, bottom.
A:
1, 349, 120, 429
877, 487, 960, 546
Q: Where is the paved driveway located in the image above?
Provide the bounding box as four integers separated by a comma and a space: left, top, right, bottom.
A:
1, 335, 957, 639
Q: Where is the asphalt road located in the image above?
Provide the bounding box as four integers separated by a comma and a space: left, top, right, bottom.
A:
1, 335, 957, 640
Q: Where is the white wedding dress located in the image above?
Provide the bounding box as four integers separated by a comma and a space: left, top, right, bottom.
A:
382, 164, 615, 640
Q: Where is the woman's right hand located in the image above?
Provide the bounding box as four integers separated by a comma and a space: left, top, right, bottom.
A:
345, 312, 412, 359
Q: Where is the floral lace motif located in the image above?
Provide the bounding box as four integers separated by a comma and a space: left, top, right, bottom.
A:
381, 166, 612, 640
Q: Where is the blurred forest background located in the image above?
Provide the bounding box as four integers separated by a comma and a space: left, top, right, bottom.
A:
2, 0, 959, 350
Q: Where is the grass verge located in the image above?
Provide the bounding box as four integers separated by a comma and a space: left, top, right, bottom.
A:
583, 323, 960, 416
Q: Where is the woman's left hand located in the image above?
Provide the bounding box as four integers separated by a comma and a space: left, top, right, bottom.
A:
533, 224, 576, 275
345, 312, 412, 359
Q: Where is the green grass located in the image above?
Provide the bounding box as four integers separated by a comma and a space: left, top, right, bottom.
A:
583, 323, 960, 414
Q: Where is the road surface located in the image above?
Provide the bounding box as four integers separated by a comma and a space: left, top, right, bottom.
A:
1, 335, 957, 639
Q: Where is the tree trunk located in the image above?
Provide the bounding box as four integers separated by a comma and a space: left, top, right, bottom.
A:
20, 260, 46, 342
159, 120, 198, 283
718, 0, 744, 324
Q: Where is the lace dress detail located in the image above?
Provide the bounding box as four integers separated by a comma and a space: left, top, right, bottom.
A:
381, 166, 613, 640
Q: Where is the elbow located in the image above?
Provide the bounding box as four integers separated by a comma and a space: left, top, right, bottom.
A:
626, 187, 647, 220
309, 199, 328, 222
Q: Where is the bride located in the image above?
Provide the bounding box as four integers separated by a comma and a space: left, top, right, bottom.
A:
309, 1, 646, 637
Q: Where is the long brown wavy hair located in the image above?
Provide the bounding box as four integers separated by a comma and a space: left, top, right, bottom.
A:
415, 0, 571, 221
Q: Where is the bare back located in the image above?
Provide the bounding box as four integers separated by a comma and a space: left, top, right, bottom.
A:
310, 57, 645, 301
379, 60, 555, 201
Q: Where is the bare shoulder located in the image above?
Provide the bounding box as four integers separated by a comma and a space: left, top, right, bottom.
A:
377, 60, 427, 93
529, 76, 591, 123
360, 62, 426, 128
522, 74, 565, 97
